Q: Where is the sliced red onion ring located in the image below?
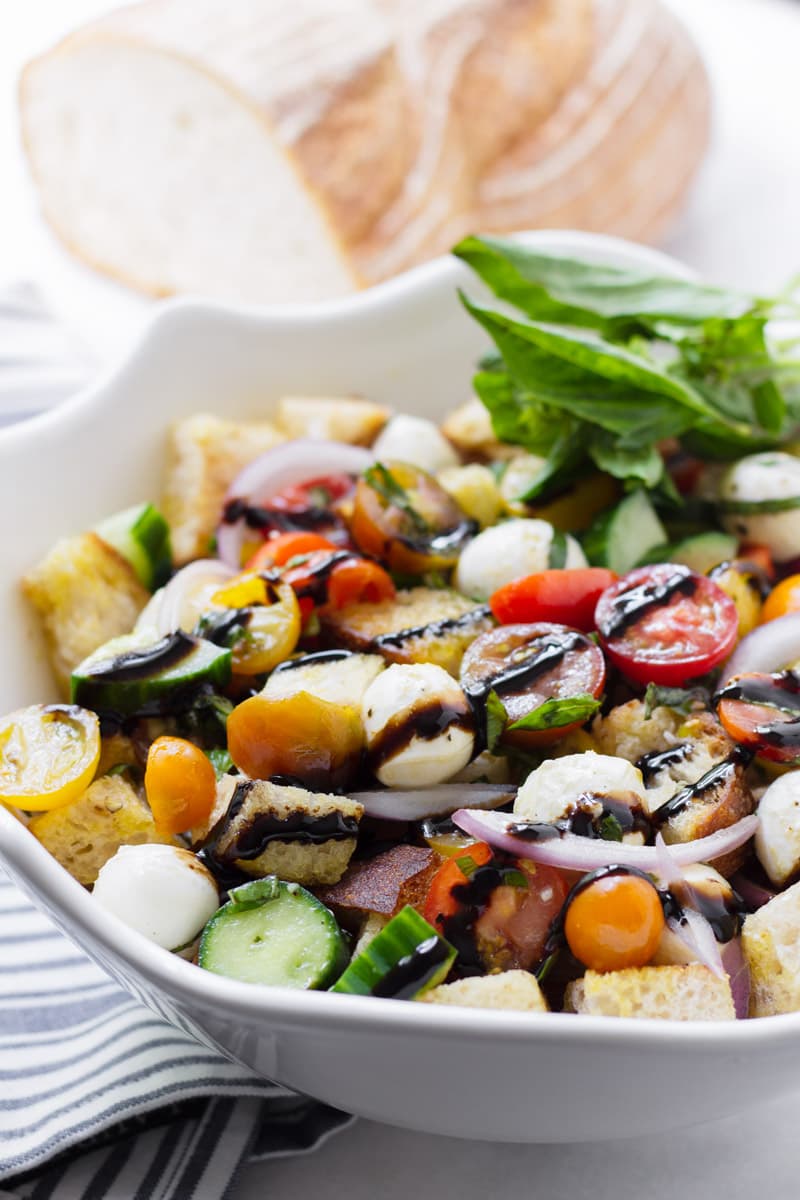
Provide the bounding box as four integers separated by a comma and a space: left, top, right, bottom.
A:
720, 937, 751, 1019
722, 611, 800, 683
353, 784, 514, 823
157, 559, 235, 635
731, 872, 776, 911
667, 909, 725, 979
652, 832, 684, 887
216, 440, 375, 568
450, 809, 759, 871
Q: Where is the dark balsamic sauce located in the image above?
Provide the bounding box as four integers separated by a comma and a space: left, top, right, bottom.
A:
288, 551, 353, 605
394, 518, 478, 560
87, 631, 197, 682
636, 743, 691, 784
195, 608, 251, 647
715, 672, 800, 750
370, 936, 452, 1000
272, 649, 353, 674
666, 878, 745, 943
366, 700, 473, 773
222, 499, 346, 538
374, 606, 491, 651
652, 751, 749, 826
600, 567, 697, 639
462, 631, 586, 701
440, 858, 513, 972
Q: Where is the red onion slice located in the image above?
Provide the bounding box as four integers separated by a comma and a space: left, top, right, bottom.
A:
731, 872, 776, 911
216, 440, 374, 568
157, 559, 236, 635
450, 809, 759, 871
353, 784, 514, 822
667, 909, 726, 980
720, 937, 751, 1019
722, 611, 800, 683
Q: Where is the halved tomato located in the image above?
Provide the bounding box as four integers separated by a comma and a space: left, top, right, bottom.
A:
490, 568, 618, 631
460, 623, 606, 746
0, 704, 100, 811
595, 563, 739, 686
717, 670, 800, 763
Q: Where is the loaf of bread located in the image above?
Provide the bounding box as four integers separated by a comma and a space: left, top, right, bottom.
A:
20, 0, 709, 305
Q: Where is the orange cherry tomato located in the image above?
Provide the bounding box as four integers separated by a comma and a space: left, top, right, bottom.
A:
717, 671, 800, 763
144, 736, 217, 835
739, 543, 775, 580
490, 568, 618, 632
761, 573, 800, 624
327, 558, 396, 608
245, 532, 338, 572
424, 842, 493, 929
227, 692, 364, 790
564, 870, 665, 973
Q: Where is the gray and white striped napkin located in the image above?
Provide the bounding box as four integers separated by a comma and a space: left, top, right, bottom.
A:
0, 286, 353, 1198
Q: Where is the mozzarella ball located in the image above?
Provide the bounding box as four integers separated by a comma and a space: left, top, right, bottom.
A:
454, 519, 587, 600
755, 771, 800, 886
93, 844, 219, 951
372, 415, 460, 475
719, 452, 800, 561
361, 663, 475, 787
514, 751, 647, 826
263, 651, 385, 709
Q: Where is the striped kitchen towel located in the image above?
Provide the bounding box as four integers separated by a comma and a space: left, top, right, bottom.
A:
0, 286, 354, 1198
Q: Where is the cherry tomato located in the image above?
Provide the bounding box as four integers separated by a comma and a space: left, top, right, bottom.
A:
207, 574, 301, 674
145, 735, 217, 834
0, 704, 100, 812
490, 568, 618, 631
595, 564, 739, 686
227, 692, 364, 790
564, 869, 665, 972
350, 461, 475, 574
460, 623, 606, 746
761, 573, 800, 624
717, 671, 800, 763
739, 543, 775, 580
270, 473, 355, 512
326, 558, 396, 608
424, 842, 493, 927
245, 532, 338, 572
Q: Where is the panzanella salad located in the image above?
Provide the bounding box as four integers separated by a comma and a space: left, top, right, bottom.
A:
8, 239, 800, 1021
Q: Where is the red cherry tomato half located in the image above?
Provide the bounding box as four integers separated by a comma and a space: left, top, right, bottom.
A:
717, 671, 800, 763
490, 568, 618, 632
595, 563, 739, 686
270, 473, 355, 512
326, 557, 396, 608
424, 842, 493, 929
245, 532, 338, 571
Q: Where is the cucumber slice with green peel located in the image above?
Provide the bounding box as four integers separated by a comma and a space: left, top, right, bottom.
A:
95, 503, 172, 591
583, 490, 667, 575
664, 531, 738, 574
717, 495, 800, 516
198, 877, 347, 989
71, 631, 231, 718
331, 906, 455, 1000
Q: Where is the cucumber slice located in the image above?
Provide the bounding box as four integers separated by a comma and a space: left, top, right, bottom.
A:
583, 490, 667, 575
71, 631, 231, 717
331, 906, 455, 1000
198, 877, 347, 989
95, 503, 172, 591
666, 531, 738, 574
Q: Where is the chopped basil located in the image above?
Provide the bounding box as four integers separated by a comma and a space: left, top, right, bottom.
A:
507, 693, 601, 733
598, 812, 624, 842
643, 683, 711, 719
206, 747, 234, 780
485, 689, 508, 752
364, 463, 431, 535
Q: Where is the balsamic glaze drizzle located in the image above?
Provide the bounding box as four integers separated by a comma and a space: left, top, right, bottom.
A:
462, 631, 587, 701
86, 631, 197, 682
366, 700, 473, 772
371, 936, 452, 1000
600, 566, 697, 639
374, 606, 491, 650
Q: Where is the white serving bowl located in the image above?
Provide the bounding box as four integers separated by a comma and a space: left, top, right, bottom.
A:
2, 231, 798, 1144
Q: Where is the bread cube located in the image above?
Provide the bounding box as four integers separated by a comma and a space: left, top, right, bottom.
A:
742, 882, 800, 1016
421, 970, 548, 1012
565, 964, 735, 1020
274, 395, 389, 445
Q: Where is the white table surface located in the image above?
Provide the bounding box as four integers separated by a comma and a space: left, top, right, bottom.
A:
2, 0, 800, 1195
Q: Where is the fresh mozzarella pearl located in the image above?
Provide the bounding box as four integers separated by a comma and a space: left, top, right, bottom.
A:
514, 751, 647, 825
719, 452, 800, 561
372, 415, 460, 475
263, 652, 385, 708
93, 844, 219, 951
755, 771, 800, 886
454, 519, 587, 600
361, 663, 474, 788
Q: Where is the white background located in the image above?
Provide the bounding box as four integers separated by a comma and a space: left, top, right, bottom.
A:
2, 0, 800, 1195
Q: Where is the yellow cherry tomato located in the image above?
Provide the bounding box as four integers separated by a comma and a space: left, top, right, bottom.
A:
0, 704, 100, 812
710, 563, 763, 637
762, 573, 800, 624
145, 735, 217, 834
564, 872, 665, 973
205, 574, 301, 674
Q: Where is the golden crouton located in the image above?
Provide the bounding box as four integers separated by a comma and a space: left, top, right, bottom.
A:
22, 533, 149, 697
742, 883, 800, 1016
321, 587, 493, 677
421, 971, 548, 1012
315, 845, 439, 923
440, 397, 516, 461
591, 700, 683, 762
28, 775, 178, 886
565, 964, 735, 1021
162, 414, 285, 563
274, 395, 389, 445
203, 778, 363, 886
351, 912, 389, 959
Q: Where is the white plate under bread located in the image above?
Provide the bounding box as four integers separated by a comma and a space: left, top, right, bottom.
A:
2, 232, 799, 1144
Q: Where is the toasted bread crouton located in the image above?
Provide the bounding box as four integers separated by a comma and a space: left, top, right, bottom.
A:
321, 588, 493, 677
274, 395, 389, 445
351, 912, 389, 959
659, 760, 754, 877
565, 965, 735, 1021
28, 775, 178, 886
421, 970, 548, 1012
22, 532, 149, 696
95, 734, 140, 778
315, 845, 439, 924
742, 883, 800, 1016
440, 397, 516, 461
162, 414, 285, 563
591, 700, 683, 762
190, 772, 239, 846
204, 778, 363, 886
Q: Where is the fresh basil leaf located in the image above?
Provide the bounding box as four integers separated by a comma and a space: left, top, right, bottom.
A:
364, 463, 431, 535
548, 529, 568, 568
485, 690, 507, 753
518, 426, 587, 503
474, 369, 565, 456
598, 812, 624, 843
643, 683, 710, 719
206, 747, 234, 780
508, 693, 601, 733
587, 432, 665, 490
453, 236, 752, 329
502, 868, 529, 889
